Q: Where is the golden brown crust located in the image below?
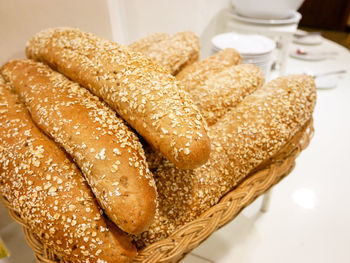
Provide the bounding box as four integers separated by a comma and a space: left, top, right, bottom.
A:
186, 64, 265, 126
135, 75, 316, 247
176, 48, 242, 86
1, 59, 156, 235
26, 27, 210, 170
144, 63, 264, 168
129, 33, 170, 55
0, 83, 136, 263
130, 31, 200, 75
175, 49, 251, 126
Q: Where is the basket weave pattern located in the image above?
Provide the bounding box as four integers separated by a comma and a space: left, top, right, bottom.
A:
1, 119, 313, 263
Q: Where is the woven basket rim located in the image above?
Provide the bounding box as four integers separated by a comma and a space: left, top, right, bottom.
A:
0, 118, 314, 263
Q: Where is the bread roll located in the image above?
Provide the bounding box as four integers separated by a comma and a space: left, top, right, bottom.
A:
185, 64, 265, 126
135, 75, 316, 246
0, 83, 136, 263
176, 48, 242, 86
1, 59, 156, 235
130, 31, 199, 75
130, 39, 261, 126
144, 63, 264, 167
26, 27, 210, 170
129, 33, 169, 54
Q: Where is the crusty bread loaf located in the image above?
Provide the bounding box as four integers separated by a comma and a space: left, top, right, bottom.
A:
26, 27, 210, 170
129, 33, 169, 54
144, 63, 264, 167
130, 39, 261, 126
185, 64, 265, 126
0, 83, 136, 263
1, 59, 156, 235
129, 31, 200, 75
176, 48, 242, 86
135, 75, 316, 246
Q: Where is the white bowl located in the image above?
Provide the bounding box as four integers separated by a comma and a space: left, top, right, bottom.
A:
212, 32, 276, 55
242, 53, 273, 63
232, 0, 305, 19
212, 32, 276, 77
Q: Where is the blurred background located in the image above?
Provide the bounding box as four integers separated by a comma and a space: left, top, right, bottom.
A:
1, 0, 349, 78
298, 0, 350, 48
1, 0, 349, 63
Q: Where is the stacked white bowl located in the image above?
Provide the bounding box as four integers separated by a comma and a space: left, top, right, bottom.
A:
211, 32, 276, 76
231, 0, 305, 20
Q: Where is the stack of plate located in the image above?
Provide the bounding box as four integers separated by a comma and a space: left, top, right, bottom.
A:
211, 32, 276, 76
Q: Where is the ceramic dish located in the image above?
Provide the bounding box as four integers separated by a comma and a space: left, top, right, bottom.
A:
229, 10, 302, 25
212, 32, 276, 55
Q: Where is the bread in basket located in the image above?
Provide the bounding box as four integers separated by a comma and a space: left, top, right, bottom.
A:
0, 28, 316, 263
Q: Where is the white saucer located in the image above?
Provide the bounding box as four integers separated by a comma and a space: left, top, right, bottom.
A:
290, 50, 328, 61
229, 10, 302, 25
315, 75, 340, 90
293, 34, 323, 45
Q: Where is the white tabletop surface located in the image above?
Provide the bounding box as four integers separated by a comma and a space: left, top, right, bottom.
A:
1, 38, 350, 263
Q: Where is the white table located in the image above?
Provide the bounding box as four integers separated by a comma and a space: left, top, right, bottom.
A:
1, 39, 349, 263
184, 38, 350, 263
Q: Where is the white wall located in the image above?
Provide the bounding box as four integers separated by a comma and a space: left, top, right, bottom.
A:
0, 0, 230, 65
0, 0, 112, 66
108, 0, 230, 44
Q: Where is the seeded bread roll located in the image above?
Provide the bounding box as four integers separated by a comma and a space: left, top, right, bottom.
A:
26, 27, 210, 170
186, 64, 265, 126
129, 33, 169, 54
130, 41, 253, 126
135, 75, 316, 246
176, 48, 242, 87
144, 64, 264, 167
131, 37, 260, 126
0, 83, 136, 263
129, 31, 200, 75
1, 59, 156, 235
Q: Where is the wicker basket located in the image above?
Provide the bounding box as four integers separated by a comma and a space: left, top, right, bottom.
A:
1, 118, 314, 263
